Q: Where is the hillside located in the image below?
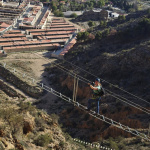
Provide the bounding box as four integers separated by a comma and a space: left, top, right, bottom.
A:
0, 6, 150, 150
0, 91, 86, 150
46, 9, 150, 149
0, 53, 91, 150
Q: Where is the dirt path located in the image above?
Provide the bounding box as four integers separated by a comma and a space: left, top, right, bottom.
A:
0, 52, 59, 105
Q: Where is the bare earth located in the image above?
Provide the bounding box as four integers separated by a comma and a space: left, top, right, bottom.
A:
0, 51, 59, 110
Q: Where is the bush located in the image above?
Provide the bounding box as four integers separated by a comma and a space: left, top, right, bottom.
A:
95, 31, 102, 40
77, 31, 90, 42
77, 32, 83, 41
103, 28, 110, 37
51, 114, 59, 124
109, 138, 119, 150
52, 5, 57, 12
0, 108, 23, 134
34, 134, 53, 147
54, 10, 64, 17
18, 101, 35, 112
118, 15, 126, 22
59, 141, 65, 147
70, 13, 77, 18
99, 20, 107, 27
88, 20, 95, 27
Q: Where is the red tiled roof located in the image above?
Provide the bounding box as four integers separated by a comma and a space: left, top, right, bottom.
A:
0, 28, 5, 32
51, 23, 69, 25
27, 27, 77, 33
2, 34, 25, 38
6, 30, 22, 33
0, 22, 10, 28
50, 25, 74, 28
0, 37, 27, 42
31, 31, 74, 36
44, 34, 71, 39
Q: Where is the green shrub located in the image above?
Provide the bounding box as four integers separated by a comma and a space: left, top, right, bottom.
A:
77, 31, 90, 42
103, 28, 110, 37
51, 114, 59, 124
0, 142, 5, 150
54, 10, 64, 17
95, 31, 102, 40
18, 101, 35, 112
118, 142, 126, 150
34, 134, 53, 147
99, 20, 107, 27
109, 138, 119, 150
70, 13, 77, 18
118, 15, 126, 22
0, 108, 23, 134
88, 20, 95, 27
59, 141, 65, 147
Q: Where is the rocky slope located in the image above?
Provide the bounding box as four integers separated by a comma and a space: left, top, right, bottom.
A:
0, 89, 90, 150
0, 53, 89, 150
45, 9, 150, 149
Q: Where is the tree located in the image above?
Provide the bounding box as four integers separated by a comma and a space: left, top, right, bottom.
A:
82, 31, 90, 41
96, 31, 102, 40
77, 31, 90, 42
52, 5, 57, 12
118, 15, 126, 22
137, 18, 150, 34
147, 8, 150, 15
127, 8, 136, 13
77, 32, 83, 41
54, 10, 64, 17
99, 20, 107, 27
88, 20, 95, 27
103, 28, 110, 37
70, 13, 77, 18
97, 0, 105, 8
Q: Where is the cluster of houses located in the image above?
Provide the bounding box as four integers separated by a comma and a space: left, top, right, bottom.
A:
0, 0, 125, 58
0, 17, 78, 57
23, 6, 42, 26
0, 0, 79, 58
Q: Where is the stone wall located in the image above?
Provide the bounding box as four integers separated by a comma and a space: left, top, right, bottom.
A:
0, 65, 43, 98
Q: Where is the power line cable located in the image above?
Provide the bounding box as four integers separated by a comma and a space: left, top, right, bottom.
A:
0, 62, 150, 141
32, 53, 150, 115
58, 58, 150, 105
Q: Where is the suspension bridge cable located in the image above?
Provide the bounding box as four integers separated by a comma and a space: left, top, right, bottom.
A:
2, 59, 149, 115
73, 74, 76, 103
3, 57, 148, 115
105, 89, 150, 115
36, 84, 150, 142
75, 77, 79, 103
32, 53, 150, 115
73, 138, 115, 150
0, 62, 150, 141
59, 58, 150, 105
